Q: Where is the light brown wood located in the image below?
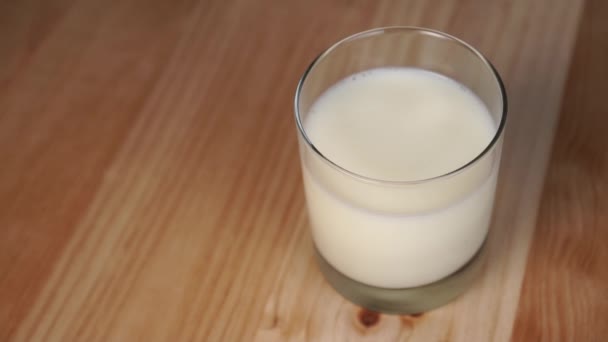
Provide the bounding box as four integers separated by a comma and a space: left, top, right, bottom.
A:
0, 0, 601, 340
512, 0, 608, 340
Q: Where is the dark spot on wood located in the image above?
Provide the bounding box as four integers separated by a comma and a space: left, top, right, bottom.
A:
401, 312, 424, 327
358, 308, 380, 327
272, 315, 279, 328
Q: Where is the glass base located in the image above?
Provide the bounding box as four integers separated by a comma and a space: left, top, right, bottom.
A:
315, 242, 487, 315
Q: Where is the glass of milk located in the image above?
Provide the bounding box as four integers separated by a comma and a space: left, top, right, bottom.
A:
294, 27, 507, 314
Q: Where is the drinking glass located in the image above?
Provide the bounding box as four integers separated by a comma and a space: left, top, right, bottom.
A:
294, 27, 507, 314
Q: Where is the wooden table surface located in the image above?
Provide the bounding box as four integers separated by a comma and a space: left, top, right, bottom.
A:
1, 0, 606, 341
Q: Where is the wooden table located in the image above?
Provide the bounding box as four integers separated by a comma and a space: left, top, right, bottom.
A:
1, 0, 606, 340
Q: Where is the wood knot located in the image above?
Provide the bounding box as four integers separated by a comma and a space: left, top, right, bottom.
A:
358, 309, 380, 327
400, 312, 424, 327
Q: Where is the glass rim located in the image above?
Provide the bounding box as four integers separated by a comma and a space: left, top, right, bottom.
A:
294, 26, 508, 185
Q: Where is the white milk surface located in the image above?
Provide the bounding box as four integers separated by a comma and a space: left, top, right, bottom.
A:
302, 68, 498, 288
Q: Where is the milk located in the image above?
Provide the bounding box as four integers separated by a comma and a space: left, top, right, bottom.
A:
301, 68, 499, 289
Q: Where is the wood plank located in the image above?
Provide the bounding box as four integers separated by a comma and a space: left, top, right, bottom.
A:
0, 0, 585, 341
0, 0, 187, 338
512, 0, 608, 340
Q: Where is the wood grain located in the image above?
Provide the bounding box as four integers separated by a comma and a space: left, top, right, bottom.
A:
512, 0, 608, 340
0, 0, 596, 340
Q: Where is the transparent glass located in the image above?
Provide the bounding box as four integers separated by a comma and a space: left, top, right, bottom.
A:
294, 27, 507, 314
